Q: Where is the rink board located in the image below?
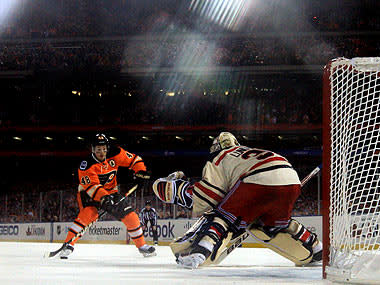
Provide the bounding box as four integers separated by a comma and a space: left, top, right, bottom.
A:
0, 216, 322, 246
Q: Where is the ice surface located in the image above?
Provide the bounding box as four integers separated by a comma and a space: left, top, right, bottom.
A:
0, 242, 327, 285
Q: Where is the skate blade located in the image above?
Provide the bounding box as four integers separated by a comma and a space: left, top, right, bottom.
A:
142, 252, 157, 258
177, 257, 199, 269
297, 261, 322, 267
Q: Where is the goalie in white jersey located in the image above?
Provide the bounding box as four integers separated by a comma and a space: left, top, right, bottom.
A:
153, 132, 322, 269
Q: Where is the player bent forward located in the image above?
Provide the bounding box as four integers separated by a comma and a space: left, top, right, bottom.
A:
152, 132, 322, 269
60, 134, 156, 259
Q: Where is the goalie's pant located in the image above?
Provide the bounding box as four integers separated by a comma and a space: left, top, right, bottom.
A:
64, 191, 146, 248
218, 182, 300, 228
218, 182, 321, 265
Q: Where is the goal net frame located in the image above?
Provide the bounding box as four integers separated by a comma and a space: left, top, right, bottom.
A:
323, 57, 380, 283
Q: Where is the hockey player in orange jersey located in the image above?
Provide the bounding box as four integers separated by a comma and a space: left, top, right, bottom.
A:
59, 133, 156, 259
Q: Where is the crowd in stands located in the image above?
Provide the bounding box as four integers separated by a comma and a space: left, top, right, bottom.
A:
1, 0, 379, 39
0, 35, 378, 72
1, 0, 356, 224
0, 75, 321, 128
0, 179, 320, 223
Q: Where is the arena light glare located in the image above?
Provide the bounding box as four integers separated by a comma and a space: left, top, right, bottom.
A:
0, 1, 20, 28
189, 0, 252, 31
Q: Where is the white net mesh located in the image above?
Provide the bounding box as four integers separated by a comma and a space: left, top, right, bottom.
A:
326, 57, 380, 283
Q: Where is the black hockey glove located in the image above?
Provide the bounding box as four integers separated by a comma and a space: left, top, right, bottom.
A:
134, 170, 151, 185
100, 193, 123, 212
100, 194, 115, 212
100, 193, 133, 219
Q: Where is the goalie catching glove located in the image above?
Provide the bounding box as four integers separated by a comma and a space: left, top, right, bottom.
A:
152, 172, 193, 209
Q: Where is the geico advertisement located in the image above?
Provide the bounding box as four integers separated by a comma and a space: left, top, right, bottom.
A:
0, 224, 20, 237
0, 223, 50, 240
53, 221, 126, 241
144, 219, 196, 241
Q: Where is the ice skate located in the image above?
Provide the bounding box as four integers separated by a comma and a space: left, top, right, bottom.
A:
177, 253, 206, 269
138, 244, 156, 257
59, 244, 74, 259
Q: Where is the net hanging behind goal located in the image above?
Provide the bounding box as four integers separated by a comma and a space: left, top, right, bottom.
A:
323, 57, 380, 283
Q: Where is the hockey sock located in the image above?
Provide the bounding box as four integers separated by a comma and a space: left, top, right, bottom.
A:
65, 206, 99, 245
121, 211, 146, 248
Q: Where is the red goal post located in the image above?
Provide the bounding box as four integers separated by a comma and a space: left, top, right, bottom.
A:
323, 57, 380, 283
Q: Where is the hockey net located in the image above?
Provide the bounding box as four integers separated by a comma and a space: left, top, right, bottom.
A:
323, 57, 380, 283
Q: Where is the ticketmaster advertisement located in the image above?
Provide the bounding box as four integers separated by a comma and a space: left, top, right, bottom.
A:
53, 221, 127, 242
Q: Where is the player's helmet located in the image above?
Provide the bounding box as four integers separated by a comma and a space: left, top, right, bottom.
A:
210, 132, 239, 154
91, 133, 109, 152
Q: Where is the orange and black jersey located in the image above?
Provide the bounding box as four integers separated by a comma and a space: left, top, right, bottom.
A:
78, 146, 146, 202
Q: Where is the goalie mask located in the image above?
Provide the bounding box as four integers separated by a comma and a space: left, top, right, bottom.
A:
152, 177, 193, 209
210, 132, 239, 154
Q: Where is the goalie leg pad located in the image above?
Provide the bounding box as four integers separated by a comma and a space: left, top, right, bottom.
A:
170, 210, 238, 266
170, 215, 209, 258
248, 219, 321, 266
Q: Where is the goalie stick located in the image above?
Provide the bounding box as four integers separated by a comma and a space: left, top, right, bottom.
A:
44, 184, 139, 258
212, 164, 322, 265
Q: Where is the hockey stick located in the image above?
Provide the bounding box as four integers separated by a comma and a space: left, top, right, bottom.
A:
212, 165, 322, 265
44, 184, 139, 258
300, 164, 322, 188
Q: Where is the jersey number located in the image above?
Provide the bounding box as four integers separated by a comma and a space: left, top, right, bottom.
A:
241, 149, 274, 160
81, 176, 91, 185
